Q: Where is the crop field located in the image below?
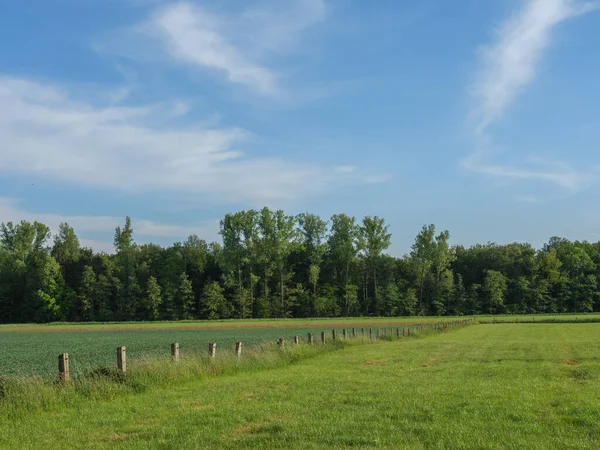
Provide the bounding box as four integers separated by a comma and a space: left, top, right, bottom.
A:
0, 317, 445, 378
0, 325, 386, 378
1, 322, 599, 448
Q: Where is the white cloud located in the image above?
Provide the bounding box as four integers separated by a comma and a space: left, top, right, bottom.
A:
239, 0, 327, 54
129, 0, 327, 95
0, 75, 375, 204
152, 2, 278, 94
0, 198, 220, 253
463, 150, 593, 191
465, 0, 598, 190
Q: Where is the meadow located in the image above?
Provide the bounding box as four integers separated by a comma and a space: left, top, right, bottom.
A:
1, 321, 599, 448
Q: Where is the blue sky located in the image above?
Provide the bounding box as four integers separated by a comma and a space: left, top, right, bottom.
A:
0, 0, 599, 255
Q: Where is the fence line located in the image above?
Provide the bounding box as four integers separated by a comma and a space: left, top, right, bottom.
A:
55, 319, 475, 382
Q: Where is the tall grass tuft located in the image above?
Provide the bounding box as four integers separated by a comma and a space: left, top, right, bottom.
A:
0, 339, 352, 417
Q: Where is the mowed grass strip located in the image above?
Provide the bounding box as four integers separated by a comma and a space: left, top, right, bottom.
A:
1, 324, 599, 449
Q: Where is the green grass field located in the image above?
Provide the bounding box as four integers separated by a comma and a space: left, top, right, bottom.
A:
1, 322, 599, 449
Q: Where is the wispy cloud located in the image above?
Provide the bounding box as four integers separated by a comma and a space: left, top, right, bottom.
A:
463, 150, 593, 191
0, 198, 220, 253
0, 75, 376, 204
100, 0, 327, 96
152, 2, 278, 94
465, 0, 598, 191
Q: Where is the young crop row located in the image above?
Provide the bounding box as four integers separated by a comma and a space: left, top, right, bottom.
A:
0, 327, 321, 378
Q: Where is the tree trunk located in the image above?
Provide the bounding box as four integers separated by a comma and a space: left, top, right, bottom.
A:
364, 270, 369, 315
345, 261, 350, 316
280, 264, 284, 318
249, 263, 254, 317
264, 267, 268, 303
373, 261, 378, 315
418, 265, 426, 315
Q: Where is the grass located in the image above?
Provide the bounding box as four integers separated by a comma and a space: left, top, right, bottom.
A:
1, 323, 599, 448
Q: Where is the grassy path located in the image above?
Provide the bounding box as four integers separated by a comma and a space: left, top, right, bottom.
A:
2, 324, 600, 449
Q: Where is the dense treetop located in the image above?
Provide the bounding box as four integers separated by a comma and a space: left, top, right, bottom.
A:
1, 208, 598, 323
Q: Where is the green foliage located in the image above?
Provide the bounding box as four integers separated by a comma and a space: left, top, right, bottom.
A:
3, 210, 600, 324
176, 272, 195, 320
51, 223, 80, 266
78, 265, 95, 321
202, 281, 229, 320
145, 276, 162, 320
398, 288, 418, 316
382, 282, 400, 316
482, 270, 508, 314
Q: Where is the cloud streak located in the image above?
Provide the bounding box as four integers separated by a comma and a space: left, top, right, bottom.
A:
0, 75, 373, 204
465, 0, 598, 191
153, 3, 278, 94
115, 0, 328, 96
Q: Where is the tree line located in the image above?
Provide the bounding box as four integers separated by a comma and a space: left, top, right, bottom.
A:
1, 208, 599, 323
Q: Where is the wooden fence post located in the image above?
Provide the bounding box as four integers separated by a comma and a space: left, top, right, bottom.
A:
342, 329, 347, 340
117, 346, 126, 373
396, 328, 400, 338
235, 341, 243, 357
352, 328, 356, 337
209, 342, 216, 358
321, 331, 326, 344
361, 328, 365, 337
171, 343, 179, 360
278, 337, 285, 348
294, 335, 299, 345
369, 328, 373, 340
332, 329, 337, 341
376, 329, 381, 340
308, 332, 314, 345
58, 353, 69, 383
